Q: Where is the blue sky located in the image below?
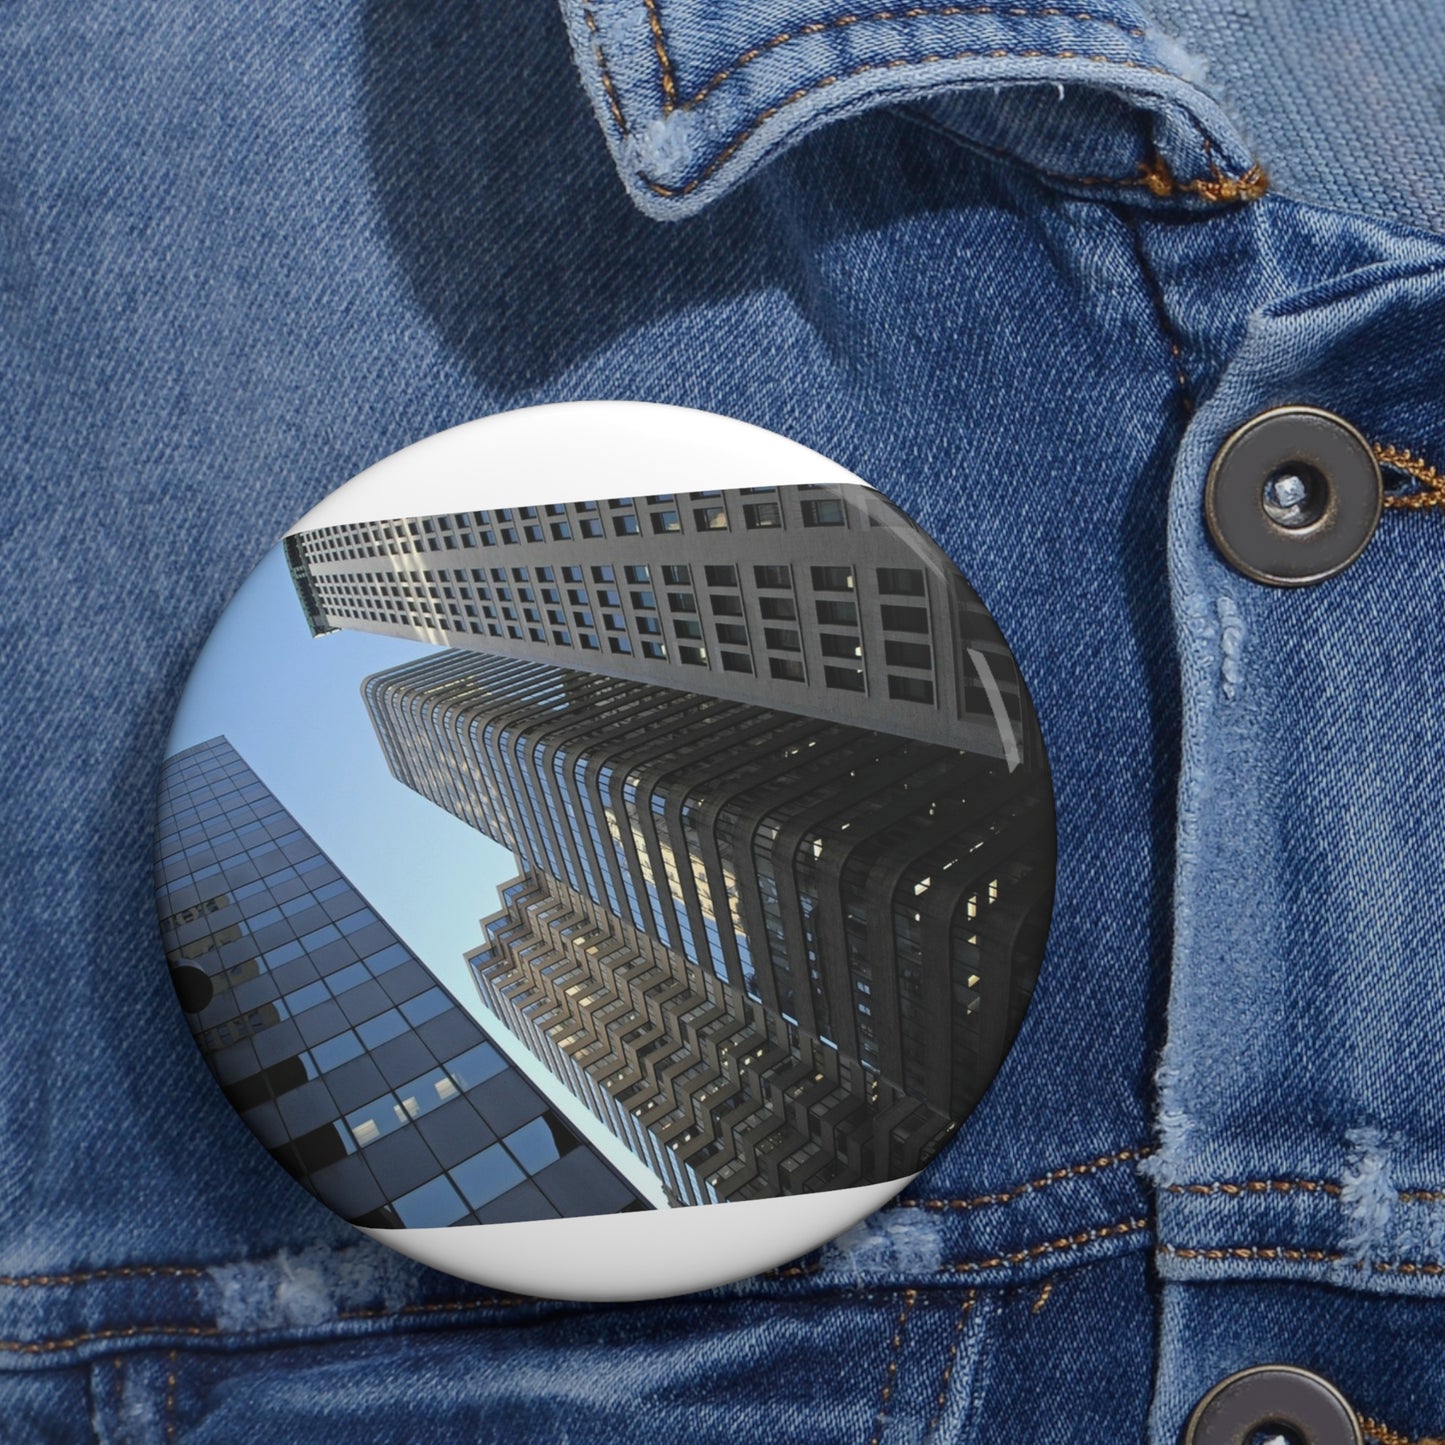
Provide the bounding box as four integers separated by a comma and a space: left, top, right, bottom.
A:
167, 545, 668, 1206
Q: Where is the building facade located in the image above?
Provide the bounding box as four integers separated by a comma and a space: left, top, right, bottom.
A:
465, 869, 953, 1206
363, 651, 1054, 1180
285, 482, 1030, 757
154, 736, 647, 1227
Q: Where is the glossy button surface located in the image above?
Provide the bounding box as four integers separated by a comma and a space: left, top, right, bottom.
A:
1204, 406, 1382, 586
153, 402, 1056, 1300
1183, 1364, 1363, 1445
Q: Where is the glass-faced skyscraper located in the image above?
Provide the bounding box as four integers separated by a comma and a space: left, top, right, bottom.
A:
154, 737, 647, 1226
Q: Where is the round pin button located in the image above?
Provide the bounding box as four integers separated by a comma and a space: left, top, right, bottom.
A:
1204, 406, 1382, 586
1183, 1365, 1363, 1445
154, 402, 1055, 1299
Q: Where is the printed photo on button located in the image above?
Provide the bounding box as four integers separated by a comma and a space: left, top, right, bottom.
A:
155, 479, 1054, 1227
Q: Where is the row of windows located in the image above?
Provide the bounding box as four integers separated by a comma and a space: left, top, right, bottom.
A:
296, 490, 853, 563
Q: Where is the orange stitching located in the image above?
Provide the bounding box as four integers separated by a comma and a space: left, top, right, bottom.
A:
164, 1348, 178, 1442
0, 1324, 224, 1356
677, 6, 1150, 112
1030, 1278, 1055, 1313
1159, 1242, 1445, 1276
0, 1264, 206, 1288
1375, 443, 1445, 510
1360, 1415, 1445, 1445
868, 1287, 919, 1445
0, 1295, 532, 1354
942, 1217, 1150, 1273
924, 1290, 977, 1438
643, 0, 677, 108
1136, 150, 1268, 203
1165, 1177, 1445, 1203
583, 8, 628, 134
900, 1145, 1151, 1212
1159, 1243, 1344, 1264
1165, 1178, 1343, 1198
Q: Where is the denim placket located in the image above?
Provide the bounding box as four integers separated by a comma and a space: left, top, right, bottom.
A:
1135, 201, 1445, 1436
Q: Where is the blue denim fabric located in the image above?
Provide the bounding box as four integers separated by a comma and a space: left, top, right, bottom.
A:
3, 0, 1445, 1440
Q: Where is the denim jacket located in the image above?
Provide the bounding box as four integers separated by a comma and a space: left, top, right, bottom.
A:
4, 0, 1445, 1440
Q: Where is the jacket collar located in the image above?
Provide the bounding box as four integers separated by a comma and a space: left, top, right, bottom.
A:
559, 0, 1262, 220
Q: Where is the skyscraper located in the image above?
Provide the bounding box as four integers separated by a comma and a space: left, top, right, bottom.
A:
284, 483, 1029, 757
362, 650, 1054, 1188
465, 869, 950, 1206
154, 737, 648, 1227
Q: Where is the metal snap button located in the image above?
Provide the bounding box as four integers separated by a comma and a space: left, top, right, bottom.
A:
1204, 406, 1382, 586
1183, 1364, 1363, 1445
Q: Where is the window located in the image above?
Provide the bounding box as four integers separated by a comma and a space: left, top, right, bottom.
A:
815, 598, 858, 626
451, 1143, 525, 1210
651, 510, 682, 533
811, 566, 854, 590
624, 565, 651, 584
661, 564, 691, 585
608, 636, 633, 654
880, 604, 930, 633
641, 640, 667, 660
673, 618, 703, 640
885, 639, 933, 669
693, 505, 728, 530
666, 591, 696, 612
769, 657, 805, 682
678, 645, 708, 665
579, 518, 604, 538
720, 651, 753, 673
636, 615, 662, 635
887, 674, 936, 703
824, 665, 866, 692
613, 514, 640, 536
764, 627, 801, 652
753, 565, 791, 589
743, 502, 781, 529
715, 622, 749, 646
877, 567, 926, 595
801, 498, 845, 526
820, 633, 861, 658
549, 521, 572, 540
710, 593, 743, 617
446, 1042, 506, 1089
704, 565, 737, 586
759, 595, 797, 621
400, 988, 449, 1025
591, 565, 615, 582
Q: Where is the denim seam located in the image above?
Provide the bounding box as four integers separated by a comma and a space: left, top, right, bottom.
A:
899, 1144, 1152, 1211
923, 1289, 977, 1438
1165, 1178, 1445, 1202
1157, 1242, 1445, 1276
1029, 1277, 1055, 1313
867, 1286, 919, 1445
941, 1216, 1150, 1273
